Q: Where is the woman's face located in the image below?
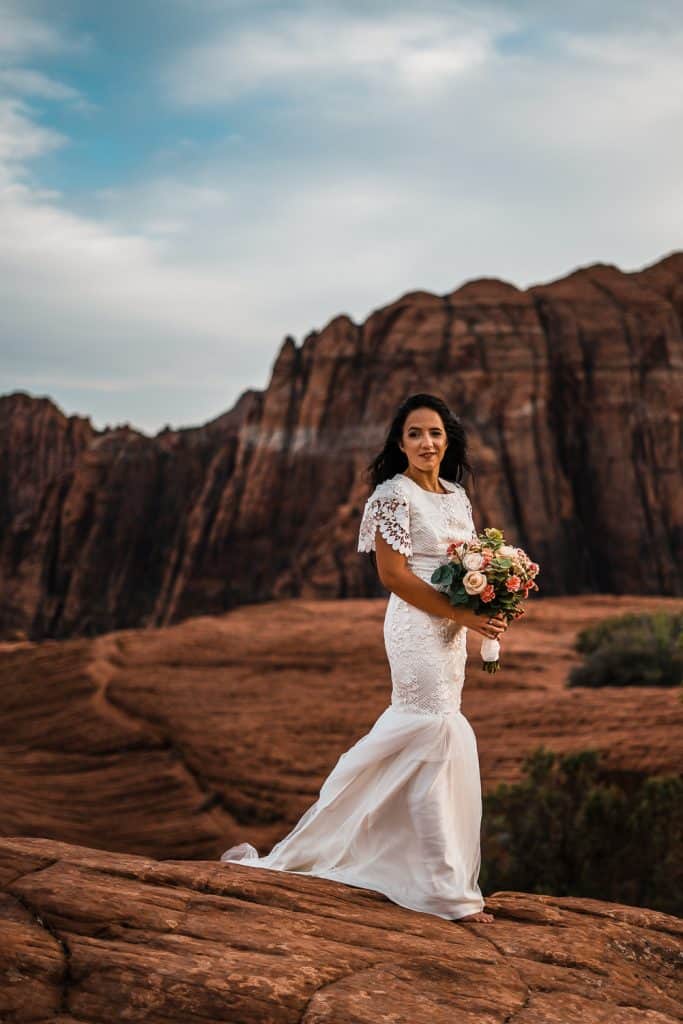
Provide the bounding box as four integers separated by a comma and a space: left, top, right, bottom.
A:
399, 407, 448, 473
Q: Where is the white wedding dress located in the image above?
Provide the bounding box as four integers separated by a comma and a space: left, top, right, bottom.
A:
220, 472, 486, 921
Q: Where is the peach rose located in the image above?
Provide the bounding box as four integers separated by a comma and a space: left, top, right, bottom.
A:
480, 583, 495, 603
463, 570, 488, 595
505, 575, 521, 592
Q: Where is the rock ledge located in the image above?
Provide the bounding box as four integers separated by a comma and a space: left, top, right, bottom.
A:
1, 837, 681, 1023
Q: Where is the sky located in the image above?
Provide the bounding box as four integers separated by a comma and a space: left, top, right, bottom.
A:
0, 0, 681, 434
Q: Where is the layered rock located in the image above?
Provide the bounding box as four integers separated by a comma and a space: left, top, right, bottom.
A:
1, 835, 681, 1023
1, 252, 681, 640
1, 595, 680, 861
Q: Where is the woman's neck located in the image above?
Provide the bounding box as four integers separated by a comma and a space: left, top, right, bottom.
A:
402, 467, 446, 493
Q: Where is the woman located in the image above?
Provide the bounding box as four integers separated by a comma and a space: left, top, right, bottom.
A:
221, 393, 507, 924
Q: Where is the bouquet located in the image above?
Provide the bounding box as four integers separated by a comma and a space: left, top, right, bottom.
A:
431, 528, 540, 673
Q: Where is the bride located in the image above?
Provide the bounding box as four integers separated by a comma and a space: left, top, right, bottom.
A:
221, 393, 508, 923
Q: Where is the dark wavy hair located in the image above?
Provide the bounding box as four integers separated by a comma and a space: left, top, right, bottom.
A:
365, 393, 475, 491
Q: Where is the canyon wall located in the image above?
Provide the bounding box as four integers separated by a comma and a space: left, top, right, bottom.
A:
1, 252, 681, 639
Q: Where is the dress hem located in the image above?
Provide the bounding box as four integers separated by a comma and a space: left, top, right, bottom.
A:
220, 856, 485, 922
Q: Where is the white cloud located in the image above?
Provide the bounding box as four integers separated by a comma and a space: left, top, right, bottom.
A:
0, 0, 87, 59
544, 30, 683, 145
0, 67, 92, 111
0, 97, 262, 426
164, 8, 515, 105
0, 3, 682, 433
0, 97, 66, 167
0, 176, 251, 347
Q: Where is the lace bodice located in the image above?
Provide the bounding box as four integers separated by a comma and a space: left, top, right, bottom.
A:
358, 473, 479, 717
357, 472, 477, 567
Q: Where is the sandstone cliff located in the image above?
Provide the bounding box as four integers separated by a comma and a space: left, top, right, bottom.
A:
1, 252, 681, 639
1, 836, 681, 1023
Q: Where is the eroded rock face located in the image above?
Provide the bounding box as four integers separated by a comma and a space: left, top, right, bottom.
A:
1, 252, 682, 640
1, 595, 681, 862
1, 836, 681, 1024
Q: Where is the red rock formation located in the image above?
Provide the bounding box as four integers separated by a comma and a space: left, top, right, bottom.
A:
1, 595, 680, 861
1, 252, 681, 640
0, 394, 94, 638
0, 389, 261, 638
1, 836, 681, 1023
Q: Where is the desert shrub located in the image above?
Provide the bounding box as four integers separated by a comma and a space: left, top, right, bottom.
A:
481, 746, 683, 917
567, 611, 683, 688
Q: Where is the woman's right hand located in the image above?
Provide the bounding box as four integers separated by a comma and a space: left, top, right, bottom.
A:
452, 607, 508, 639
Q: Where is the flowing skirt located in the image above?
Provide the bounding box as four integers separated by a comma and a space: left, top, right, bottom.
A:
220, 590, 485, 921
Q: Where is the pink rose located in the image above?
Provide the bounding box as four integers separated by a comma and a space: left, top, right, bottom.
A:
480, 584, 495, 603
505, 575, 521, 592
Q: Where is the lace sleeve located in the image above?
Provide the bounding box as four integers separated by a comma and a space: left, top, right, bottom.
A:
357, 479, 412, 556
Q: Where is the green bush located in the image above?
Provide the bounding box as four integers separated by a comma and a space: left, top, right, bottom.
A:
567, 611, 683, 688
481, 746, 683, 917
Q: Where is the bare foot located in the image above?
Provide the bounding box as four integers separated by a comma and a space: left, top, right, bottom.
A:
455, 909, 495, 923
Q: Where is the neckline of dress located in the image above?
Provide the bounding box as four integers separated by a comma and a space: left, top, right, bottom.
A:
399, 473, 456, 497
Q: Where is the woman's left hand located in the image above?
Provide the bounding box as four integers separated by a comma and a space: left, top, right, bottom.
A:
485, 612, 508, 638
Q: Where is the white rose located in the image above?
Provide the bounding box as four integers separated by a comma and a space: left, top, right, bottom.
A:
463, 570, 488, 595
499, 545, 516, 557
463, 551, 484, 571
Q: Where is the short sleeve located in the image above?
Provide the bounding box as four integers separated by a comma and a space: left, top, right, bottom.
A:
357, 478, 412, 557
